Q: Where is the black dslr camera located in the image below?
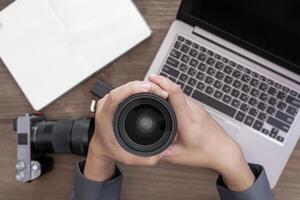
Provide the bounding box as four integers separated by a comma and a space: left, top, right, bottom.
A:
14, 81, 177, 183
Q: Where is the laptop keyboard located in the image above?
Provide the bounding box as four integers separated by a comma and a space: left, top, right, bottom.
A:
160, 35, 300, 144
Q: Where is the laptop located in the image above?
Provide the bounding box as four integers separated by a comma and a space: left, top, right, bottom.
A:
0, 0, 151, 111
145, 0, 300, 188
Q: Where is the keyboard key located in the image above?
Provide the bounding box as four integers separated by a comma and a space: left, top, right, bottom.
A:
251, 71, 259, 78
286, 96, 300, 108
205, 76, 214, 85
222, 57, 229, 64
192, 43, 200, 49
198, 63, 207, 72
215, 71, 225, 80
241, 74, 251, 83
176, 81, 185, 89
178, 36, 185, 42
181, 44, 190, 53
268, 87, 277, 96
259, 93, 268, 102
189, 49, 198, 58
170, 49, 181, 59
282, 86, 290, 93
166, 58, 180, 68
162, 65, 180, 78
190, 59, 198, 67
237, 64, 244, 71
266, 106, 276, 115
274, 83, 282, 90
249, 98, 258, 106
262, 128, 269, 135
241, 84, 251, 93
277, 102, 287, 110
235, 111, 246, 122
231, 89, 240, 98
231, 99, 241, 108
207, 50, 214, 56
269, 128, 278, 138
188, 77, 197, 87
187, 68, 197, 77
257, 102, 267, 111
249, 107, 258, 117
179, 63, 188, 72
196, 72, 205, 81
185, 39, 192, 46
240, 93, 249, 102
267, 117, 290, 132
199, 46, 207, 53
268, 97, 278, 106
250, 78, 259, 88
277, 136, 284, 143
290, 90, 298, 97
181, 55, 190, 63
179, 74, 189, 82
240, 103, 250, 112
214, 53, 221, 60
258, 82, 268, 92
215, 62, 224, 70
258, 112, 267, 121
229, 61, 236, 67
159, 72, 168, 77
213, 80, 223, 89
224, 76, 234, 85
232, 70, 242, 79
259, 75, 267, 82
207, 67, 216, 76
214, 90, 223, 99
174, 41, 181, 49
205, 86, 214, 95
267, 79, 274, 85
197, 82, 206, 91
244, 116, 255, 126
222, 95, 232, 104
198, 53, 207, 62
192, 90, 237, 117
233, 80, 242, 89
222, 84, 231, 93
275, 111, 294, 124
206, 57, 216, 66
224, 66, 233, 74
253, 120, 263, 131
277, 91, 287, 100
250, 88, 260, 98
243, 68, 251, 74
286, 106, 298, 116
183, 85, 193, 96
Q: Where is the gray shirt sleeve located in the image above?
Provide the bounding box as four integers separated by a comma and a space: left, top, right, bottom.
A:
216, 164, 275, 200
71, 161, 122, 200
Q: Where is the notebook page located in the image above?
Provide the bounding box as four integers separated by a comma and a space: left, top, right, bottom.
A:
45, 0, 151, 70
0, 0, 94, 110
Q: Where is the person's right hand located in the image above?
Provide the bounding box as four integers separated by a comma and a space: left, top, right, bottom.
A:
149, 75, 255, 192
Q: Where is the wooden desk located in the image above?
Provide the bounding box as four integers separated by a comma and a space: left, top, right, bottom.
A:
0, 0, 299, 199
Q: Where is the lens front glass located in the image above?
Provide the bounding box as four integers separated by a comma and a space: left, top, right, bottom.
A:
125, 104, 166, 145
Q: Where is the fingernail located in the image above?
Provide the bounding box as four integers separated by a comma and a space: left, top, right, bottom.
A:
149, 74, 157, 78
140, 82, 151, 91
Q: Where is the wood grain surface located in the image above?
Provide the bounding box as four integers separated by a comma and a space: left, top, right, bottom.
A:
0, 0, 299, 199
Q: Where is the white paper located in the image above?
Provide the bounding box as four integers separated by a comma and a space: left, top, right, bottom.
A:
0, 0, 151, 110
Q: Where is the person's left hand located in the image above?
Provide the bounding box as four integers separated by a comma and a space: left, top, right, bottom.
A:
84, 81, 169, 181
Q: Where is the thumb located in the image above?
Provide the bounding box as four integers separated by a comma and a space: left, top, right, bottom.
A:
160, 144, 185, 164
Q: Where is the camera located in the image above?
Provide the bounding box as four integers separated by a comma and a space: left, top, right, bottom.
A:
14, 81, 177, 183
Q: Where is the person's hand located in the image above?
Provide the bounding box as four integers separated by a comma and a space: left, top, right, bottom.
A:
84, 81, 169, 182
149, 75, 255, 192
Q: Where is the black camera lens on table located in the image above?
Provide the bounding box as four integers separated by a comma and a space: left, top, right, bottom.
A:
14, 80, 177, 183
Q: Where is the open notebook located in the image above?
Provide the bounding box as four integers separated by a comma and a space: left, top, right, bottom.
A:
0, 0, 151, 110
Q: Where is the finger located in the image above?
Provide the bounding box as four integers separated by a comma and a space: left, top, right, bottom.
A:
148, 82, 169, 99
120, 152, 161, 166
160, 144, 185, 164
102, 81, 152, 112
148, 75, 189, 117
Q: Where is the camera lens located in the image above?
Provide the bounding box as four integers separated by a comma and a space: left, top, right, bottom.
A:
114, 93, 177, 156
32, 118, 94, 156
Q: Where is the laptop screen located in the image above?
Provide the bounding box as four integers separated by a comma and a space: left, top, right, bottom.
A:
179, 0, 300, 75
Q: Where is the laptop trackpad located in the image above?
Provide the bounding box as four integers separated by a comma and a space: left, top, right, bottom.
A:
209, 111, 240, 138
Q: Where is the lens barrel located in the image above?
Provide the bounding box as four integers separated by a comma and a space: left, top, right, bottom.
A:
32, 118, 94, 156
114, 93, 177, 157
